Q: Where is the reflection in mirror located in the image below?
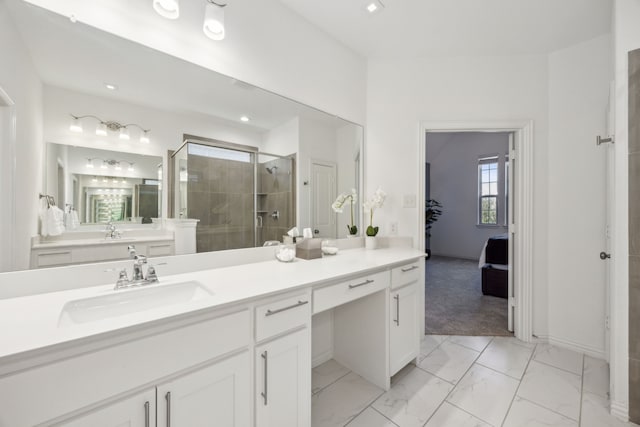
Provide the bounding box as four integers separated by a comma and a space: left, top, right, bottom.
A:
45, 144, 162, 226
2, 1, 364, 271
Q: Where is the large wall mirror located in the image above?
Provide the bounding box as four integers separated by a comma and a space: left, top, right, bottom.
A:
7, 0, 363, 269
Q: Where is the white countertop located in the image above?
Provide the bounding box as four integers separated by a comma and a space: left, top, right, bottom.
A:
0, 247, 424, 366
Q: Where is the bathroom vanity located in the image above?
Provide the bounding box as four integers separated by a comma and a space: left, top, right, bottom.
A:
0, 244, 424, 427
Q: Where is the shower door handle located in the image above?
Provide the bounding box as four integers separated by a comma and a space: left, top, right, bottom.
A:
314, 229, 319, 234
256, 216, 263, 228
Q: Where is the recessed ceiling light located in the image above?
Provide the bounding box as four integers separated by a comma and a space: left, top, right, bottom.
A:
365, 0, 384, 13
240, 116, 250, 122
153, 0, 180, 19
104, 83, 117, 91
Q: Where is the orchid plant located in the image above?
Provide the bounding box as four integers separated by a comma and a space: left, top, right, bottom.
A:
332, 188, 358, 236
363, 187, 386, 237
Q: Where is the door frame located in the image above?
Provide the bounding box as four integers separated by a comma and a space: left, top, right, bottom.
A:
0, 86, 16, 272
419, 120, 534, 342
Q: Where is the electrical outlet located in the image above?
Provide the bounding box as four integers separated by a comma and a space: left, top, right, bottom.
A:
390, 222, 398, 235
403, 194, 416, 208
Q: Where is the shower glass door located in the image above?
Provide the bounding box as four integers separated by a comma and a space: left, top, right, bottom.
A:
255, 153, 295, 246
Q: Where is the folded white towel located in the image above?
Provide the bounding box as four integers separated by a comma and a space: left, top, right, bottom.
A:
46, 206, 65, 236
71, 210, 80, 229
39, 198, 50, 237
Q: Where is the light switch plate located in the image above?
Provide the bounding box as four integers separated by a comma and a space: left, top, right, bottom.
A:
402, 194, 416, 208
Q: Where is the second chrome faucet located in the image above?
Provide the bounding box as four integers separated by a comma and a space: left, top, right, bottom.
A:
114, 245, 160, 290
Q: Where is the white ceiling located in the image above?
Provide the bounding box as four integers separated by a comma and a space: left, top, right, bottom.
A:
277, 0, 613, 58
6, 0, 349, 132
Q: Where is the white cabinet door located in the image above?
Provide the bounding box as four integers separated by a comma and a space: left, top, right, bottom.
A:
57, 389, 155, 427
157, 351, 251, 427
390, 283, 419, 376
255, 328, 310, 427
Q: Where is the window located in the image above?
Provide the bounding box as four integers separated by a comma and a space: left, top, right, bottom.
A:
478, 156, 498, 225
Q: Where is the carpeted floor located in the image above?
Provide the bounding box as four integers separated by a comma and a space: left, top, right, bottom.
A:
425, 255, 512, 336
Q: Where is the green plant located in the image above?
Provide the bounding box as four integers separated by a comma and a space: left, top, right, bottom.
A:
425, 199, 442, 238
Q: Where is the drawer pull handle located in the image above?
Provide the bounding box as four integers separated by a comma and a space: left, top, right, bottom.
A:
394, 294, 400, 325
349, 279, 374, 289
165, 391, 171, 427
144, 401, 150, 427
261, 351, 268, 405
265, 300, 309, 316
401, 265, 419, 272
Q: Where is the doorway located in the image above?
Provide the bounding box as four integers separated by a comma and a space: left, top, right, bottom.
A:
0, 87, 15, 273
310, 160, 337, 238
419, 120, 534, 343
425, 131, 512, 336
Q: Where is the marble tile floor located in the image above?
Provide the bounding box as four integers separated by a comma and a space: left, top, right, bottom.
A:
311, 335, 638, 427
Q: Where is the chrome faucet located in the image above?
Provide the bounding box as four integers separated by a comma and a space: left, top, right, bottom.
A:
114, 245, 160, 290
105, 221, 121, 239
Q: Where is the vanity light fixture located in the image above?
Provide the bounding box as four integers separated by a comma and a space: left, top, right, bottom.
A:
92, 176, 98, 183
69, 114, 151, 144
86, 158, 135, 172
153, 0, 180, 19
100, 161, 108, 170
85, 158, 94, 169
203, 0, 226, 40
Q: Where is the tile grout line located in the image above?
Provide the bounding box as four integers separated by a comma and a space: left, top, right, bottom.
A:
370, 405, 401, 427
578, 354, 585, 426
533, 357, 585, 377
499, 341, 538, 427
341, 389, 386, 427
421, 336, 497, 426
514, 395, 580, 424
312, 369, 352, 396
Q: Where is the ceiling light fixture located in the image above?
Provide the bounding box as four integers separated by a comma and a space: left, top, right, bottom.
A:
365, 0, 384, 13
69, 114, 151, 143
240, 115, 250, 122
203, 0, 226, 41
153, 0, 180, 19
104, 83, 117, 91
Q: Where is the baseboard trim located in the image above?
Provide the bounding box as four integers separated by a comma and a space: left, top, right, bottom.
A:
535, 334, 606, 360
312, 349, 333, 368
610, 400, 629, 421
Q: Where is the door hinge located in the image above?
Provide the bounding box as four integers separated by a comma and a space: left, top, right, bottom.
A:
509, 224, 516, 234
605, 315, 610, 330
597, 135, 615, 145
509, 297, 516, 308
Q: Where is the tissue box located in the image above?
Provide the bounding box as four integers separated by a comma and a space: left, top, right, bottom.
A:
296, 238, 322, 260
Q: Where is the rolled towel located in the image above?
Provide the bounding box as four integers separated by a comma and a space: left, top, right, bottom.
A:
39, 198, 50, 237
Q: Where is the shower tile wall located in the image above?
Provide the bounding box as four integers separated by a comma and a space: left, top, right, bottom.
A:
257, 158, 293, 245
188, 154, 254, 252
629, 48, 640, 425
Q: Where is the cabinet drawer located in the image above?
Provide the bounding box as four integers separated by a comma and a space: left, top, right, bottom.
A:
391, 262, 421, 290
313, 271, 389, 314
255, 293, 310, 342
35, 250, 72, 267
147, 242, 174, 257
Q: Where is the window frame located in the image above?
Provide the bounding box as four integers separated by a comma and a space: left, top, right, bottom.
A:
477, 155, 499, 226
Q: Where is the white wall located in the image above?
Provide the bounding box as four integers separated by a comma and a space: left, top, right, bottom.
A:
23, 0, 367, 126
366, 54, 551, 337
426, 132, 509, 260
547, 34, 612, 357
611, 0, 640, 418
0, 1, 43, 271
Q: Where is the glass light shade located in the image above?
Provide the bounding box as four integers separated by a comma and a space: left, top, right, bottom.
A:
153, 0, 179, 19
140, 131, 150, 144
203, 3, 225, 40
128, 164, 135, 172
114, 163, 122, 171
85, 159, 94, 169
119, 127, 130, 140
70, 117, 83, 133
96, 122, 108, 136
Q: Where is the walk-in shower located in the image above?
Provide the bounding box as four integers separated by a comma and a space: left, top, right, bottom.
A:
171, 137, 295, 253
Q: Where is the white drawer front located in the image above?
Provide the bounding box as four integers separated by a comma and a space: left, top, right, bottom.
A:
36, 250, 72, 267
313, 271, 389, 314
391, 262, 421, 290
255, 293, 311, 342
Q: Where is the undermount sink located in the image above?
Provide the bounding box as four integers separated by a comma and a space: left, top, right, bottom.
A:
99, 238, 138, 243
58, 281, 213, 326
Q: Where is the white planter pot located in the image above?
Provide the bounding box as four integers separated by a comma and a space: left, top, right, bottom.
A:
365, 236, 377, 250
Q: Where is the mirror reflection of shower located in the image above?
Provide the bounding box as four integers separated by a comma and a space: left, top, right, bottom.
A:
171, 137, 295, 252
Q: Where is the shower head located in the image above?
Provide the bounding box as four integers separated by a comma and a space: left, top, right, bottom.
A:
266, 166, 278, 174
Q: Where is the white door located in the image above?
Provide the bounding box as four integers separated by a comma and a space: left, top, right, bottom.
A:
507, 133, 515, 332
158, 352, 251, 427
310, 161, 337, 238
390, 283, 419, 375
57, 389, 156, 427
255, 328, 310, 427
